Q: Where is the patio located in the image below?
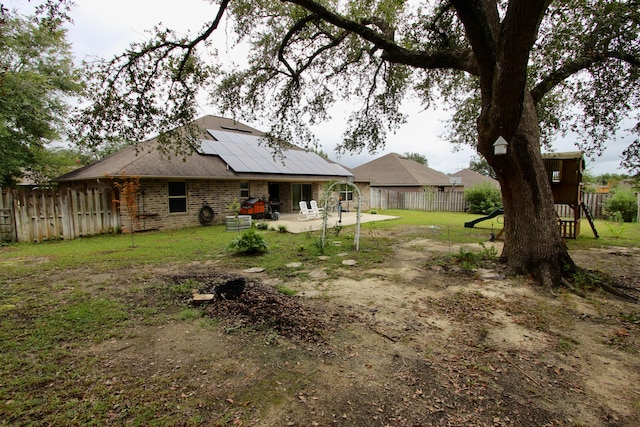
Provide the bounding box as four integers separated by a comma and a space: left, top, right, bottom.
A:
266, 211, 400, 233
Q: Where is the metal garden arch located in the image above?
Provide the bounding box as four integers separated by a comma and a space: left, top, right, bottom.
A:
321, 180, 362, 250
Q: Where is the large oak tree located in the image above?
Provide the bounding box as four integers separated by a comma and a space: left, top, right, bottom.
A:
75, 0, 640, 288
0, 3, 82, 186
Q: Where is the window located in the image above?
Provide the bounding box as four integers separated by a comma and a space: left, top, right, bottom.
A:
168, 181, 187, 213
340, 184, 353, 202
547, 159, 562, 183
240, 182, 249, 198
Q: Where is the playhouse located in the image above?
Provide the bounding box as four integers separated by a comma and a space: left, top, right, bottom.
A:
542, 151, 598, 239
465, 151, 598, 240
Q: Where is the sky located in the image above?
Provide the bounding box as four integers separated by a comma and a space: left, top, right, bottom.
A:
14, 0, 636, 175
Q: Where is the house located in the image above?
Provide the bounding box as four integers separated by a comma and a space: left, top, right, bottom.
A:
352, 152, 455, 192
450, 168, 500, 189
56, 116, 354, 232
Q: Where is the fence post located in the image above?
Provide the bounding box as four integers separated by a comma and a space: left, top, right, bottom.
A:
0, 188, 17, 242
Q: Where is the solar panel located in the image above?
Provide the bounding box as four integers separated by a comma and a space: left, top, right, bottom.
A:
196, 129, 352, 177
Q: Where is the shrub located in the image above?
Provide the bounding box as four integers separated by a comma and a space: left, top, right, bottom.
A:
228, 228, 268, 254
464, 182, 502, 214
605, 189, 637, 222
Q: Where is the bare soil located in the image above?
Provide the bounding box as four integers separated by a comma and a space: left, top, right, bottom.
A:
84, 234, 640, 426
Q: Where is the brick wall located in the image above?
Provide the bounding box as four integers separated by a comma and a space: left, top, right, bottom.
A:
354, 182, 371, 211
119, 178, 274, 232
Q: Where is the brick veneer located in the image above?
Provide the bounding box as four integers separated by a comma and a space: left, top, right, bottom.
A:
117, 179, 273, 232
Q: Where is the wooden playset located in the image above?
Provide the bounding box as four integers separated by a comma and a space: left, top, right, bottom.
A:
464, 151, 598, 239
542, 151, 598, 239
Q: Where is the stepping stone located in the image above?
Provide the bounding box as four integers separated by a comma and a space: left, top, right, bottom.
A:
309, 268, 328, 279
286, 262, 303, 268
244, 267, 265, 273
317, 256, 331, 261
342, 259, 358, 266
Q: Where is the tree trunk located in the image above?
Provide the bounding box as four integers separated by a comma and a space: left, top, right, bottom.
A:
480, 94, 577, 288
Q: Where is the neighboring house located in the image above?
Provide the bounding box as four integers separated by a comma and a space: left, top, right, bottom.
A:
594, 184, 611, 194
56, 115, 354, 232
450, 168, 500, 189
352, 152, 454, 192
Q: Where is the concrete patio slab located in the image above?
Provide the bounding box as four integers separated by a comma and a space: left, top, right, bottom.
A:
263, 211, 400, 233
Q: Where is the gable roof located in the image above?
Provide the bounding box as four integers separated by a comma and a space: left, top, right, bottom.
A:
57, 116, 352, 182
352, 153, 452, 187
451, 168, 500, 188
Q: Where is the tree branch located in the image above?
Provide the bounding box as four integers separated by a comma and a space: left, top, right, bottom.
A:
449, 0, 500, 79
531, 50, 640, 104
278, 15, 348, 85
285, 0, 476, 73
381, 47, 477, 74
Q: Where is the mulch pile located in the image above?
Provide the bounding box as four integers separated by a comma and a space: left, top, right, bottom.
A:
172, 272, 333, 343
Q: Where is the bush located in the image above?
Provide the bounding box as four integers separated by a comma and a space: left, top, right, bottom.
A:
228, 228, 268, 254
605, 189, 637, 222
464, 183, 502, 214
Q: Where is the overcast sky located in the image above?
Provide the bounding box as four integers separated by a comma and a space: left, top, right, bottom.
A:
18, 0, 635, 174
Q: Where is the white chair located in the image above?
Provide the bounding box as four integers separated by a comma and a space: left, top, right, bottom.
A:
297, 201, 315, 220
309, 200, 325, 218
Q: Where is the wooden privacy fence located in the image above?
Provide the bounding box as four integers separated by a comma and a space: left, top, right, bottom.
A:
0, 187, 120, 243
555, 193, 611, 219
371, 189, 467, 212
371, 188, 613, 219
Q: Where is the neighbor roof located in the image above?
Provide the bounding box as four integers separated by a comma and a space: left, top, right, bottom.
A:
352, 153, 452, 187
451, 168, 500, 188
57, 116, 352, 182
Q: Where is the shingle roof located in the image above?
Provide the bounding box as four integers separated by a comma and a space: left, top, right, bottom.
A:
451, 168, 500, 188
57, 116, 352, 182
352, 153, 452, 187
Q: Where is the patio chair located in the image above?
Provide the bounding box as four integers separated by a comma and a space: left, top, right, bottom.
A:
309, 200, 325, 218
297, 201, 316, 220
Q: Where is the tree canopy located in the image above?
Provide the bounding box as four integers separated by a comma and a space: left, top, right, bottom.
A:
73, 0, 639, 289
0, 5, 82, 186
469, 155, 497, 179
75, 1, 639, 159
403, 152, 428, 165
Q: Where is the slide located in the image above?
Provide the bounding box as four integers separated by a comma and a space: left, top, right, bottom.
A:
464, 207, 504, 228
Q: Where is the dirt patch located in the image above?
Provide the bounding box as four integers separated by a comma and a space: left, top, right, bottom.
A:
77, 239, 640, 426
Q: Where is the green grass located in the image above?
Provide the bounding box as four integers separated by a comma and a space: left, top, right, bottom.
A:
567, 218, 640, 249
371, 209, 640, 249
1, 211, 638, 280
275, 284, 298, 296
